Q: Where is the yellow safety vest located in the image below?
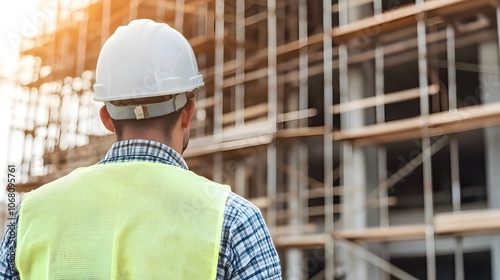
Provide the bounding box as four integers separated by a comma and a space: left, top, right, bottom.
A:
16, 162, 230, 279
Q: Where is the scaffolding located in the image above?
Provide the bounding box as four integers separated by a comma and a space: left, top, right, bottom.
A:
6, 0, 500, 279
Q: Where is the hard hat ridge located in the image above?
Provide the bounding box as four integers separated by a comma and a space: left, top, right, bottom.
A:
93, 19, 204, 120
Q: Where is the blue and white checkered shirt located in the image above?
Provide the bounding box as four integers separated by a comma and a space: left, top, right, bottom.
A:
0, 139, 282, 279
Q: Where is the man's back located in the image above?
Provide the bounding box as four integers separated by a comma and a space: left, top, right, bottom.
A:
17, 162, 229, 279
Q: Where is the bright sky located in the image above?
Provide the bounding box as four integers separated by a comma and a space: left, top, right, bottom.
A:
0, 0, 37, 198
0, 0, 37, 76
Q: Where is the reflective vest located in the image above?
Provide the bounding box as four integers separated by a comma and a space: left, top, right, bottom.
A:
16, 162, 230, 279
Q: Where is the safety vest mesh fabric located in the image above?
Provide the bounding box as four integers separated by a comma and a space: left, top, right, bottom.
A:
16, 162, 230, 280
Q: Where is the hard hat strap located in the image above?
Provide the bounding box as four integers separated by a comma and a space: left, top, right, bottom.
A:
105, 93, 188, 120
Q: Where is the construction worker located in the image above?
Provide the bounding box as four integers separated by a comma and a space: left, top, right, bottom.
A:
0, 19, 281, 279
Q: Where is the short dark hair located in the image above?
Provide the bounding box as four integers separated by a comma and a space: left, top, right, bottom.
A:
111, 109, 183, 141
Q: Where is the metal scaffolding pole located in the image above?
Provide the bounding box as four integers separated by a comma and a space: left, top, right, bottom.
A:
450, 138, 464, 280
213, 152, 223, 184
375, 45, 388, 227
76, 10, 88, 77
267, 0, 277, 235
298, 0, 309, 230
175, 0, 185, 32
325, 0, 336, 279
129, 0, 138, 22
267, 144, 277, 232
286, 144, 303, 279
338, 0, 348, 27
235, 0, 245, 127
155, 0, 166, 20
214, 0, 224, 140
298, 0, 308, 129
235, 163, 245, 197
282, 1, 308, 277
416, 0, 436, 278
374, 0, 383, 14
195, 2, 208, 137
100, 0, 110, 47
375, 42, 390, 280
497, 5, 500, 62
447, 23, 464, 280
447, 25, 457, 112
232, 0, 246, 199
267, 0, 277, 128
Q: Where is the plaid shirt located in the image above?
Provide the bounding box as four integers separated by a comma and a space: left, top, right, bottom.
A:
0, 139, 282, 279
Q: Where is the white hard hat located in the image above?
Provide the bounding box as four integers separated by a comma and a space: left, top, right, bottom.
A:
93, 19, 203, 119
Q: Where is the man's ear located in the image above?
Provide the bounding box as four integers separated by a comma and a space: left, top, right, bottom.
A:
99, 105, 116, 132
180, 99, 195, 129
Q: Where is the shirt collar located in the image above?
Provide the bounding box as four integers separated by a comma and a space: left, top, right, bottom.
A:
99, 139, 188, 170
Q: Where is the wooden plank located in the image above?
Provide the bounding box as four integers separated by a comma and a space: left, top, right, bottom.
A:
222, 103, 268, 125
273, 233, 328, 249
248, 197, 270, 209
250, 186, 343, 211
332, 85, 439, 114
276, 127, 327, 139
142, 0, 211, 14
189, 34, 216, 54
334, 102, 500, 145
297, 186, 343, 199
245, 11, 267, 26
434, 210, 500, 236
221, 119, 274, 142
336, 210, 500, 242
331, 0, 493, 43
184, 122, 275, 158
331, 0, 374, 13
334, 225, 426, 243
195, 96, 215, 109
277, 108, 318, 123
184, 134, 273, 158
277, 204, 343, 220
273, 224, 320, 236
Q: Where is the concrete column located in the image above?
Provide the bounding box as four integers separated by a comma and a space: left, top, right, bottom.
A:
343, 64, 378, 280
285, 91, 305, 280
340, 4, 378, 280
480, 41, 500, 280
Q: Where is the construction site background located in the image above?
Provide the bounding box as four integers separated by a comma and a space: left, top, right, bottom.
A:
2, 0, 500, 279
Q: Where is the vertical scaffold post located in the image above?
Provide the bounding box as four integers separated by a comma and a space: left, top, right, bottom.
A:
213, 0, 224, 186
416, 1, 436, 279
235, 0, 245, 127
266, 0, 278, 235
214, 0, 224, 140
447, 23, 464, 280
100, 0, 110, 47
175, 0, 185, 33
324, 0, 335, 279
234, 0, 246, 197
375, 40, 390, 280
298, 0, 309, 229
129, 0, 138, 22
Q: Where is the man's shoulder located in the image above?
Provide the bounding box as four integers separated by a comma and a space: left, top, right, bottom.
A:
223, 192, 264, 226
219, 192, 282, 279
22, 165, 96, 203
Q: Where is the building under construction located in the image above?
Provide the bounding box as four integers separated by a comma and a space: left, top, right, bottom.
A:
6, 0, 500, 279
